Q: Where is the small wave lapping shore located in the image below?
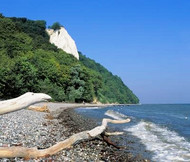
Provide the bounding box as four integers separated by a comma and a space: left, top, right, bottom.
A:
77, 104, 190, 162
0, 102, 148, 161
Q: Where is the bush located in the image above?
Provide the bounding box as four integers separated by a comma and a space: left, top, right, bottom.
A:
50, 22, 62, 30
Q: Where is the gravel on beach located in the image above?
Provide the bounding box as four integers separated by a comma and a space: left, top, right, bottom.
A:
0, 103, 149, 162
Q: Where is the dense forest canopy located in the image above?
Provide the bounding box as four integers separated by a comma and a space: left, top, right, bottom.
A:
0, 14, 139, 104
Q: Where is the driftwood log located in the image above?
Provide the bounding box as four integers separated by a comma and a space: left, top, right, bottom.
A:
28, 105, 50, 113
0, 118, 130, 159
0, 92, 131, 159
0, 92, 51, 115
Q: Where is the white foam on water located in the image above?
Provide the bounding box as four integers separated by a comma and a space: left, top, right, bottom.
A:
78, 107, 100, 110
105, 110, 128, 120
124, 121, 190, 162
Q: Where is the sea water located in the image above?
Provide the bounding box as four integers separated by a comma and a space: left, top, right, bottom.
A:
75, 104, 190, 162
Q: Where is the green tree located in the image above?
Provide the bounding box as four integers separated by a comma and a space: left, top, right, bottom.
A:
0, 13, 4, 18
50, 22, 62, 30
66, 65, 86, 102
37, 79, 66, 102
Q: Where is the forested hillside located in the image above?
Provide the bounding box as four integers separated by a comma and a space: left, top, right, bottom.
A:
0, 14, 139, 104
79, 53, 139, 103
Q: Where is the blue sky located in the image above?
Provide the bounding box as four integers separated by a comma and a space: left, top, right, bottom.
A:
1, 0, 190, 103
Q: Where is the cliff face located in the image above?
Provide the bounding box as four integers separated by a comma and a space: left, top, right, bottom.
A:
46, 27, 79, 60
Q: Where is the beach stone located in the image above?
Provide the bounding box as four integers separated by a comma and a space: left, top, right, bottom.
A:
0, 103, 149, 161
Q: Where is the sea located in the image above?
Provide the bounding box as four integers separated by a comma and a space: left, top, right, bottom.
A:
75, 104, 190, 162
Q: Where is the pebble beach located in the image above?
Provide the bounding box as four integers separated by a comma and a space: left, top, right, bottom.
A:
0, 103, 148, 162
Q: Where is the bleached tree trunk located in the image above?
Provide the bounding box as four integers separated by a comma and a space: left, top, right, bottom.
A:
0, 118, 130, 159
0, 92, 131, 159
0, 92, 52, 115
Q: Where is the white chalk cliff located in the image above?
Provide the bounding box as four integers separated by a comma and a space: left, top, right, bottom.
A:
46, 27, 79, 60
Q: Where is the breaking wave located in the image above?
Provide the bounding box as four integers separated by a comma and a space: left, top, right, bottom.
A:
105, 110, 128, 120
78, 107, 100, 110
124, 121, 190, 162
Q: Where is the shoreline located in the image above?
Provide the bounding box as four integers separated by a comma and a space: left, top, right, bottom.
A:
35, 102, 139, 116
57, 108, 150, 161
44, 102, 150, 161
0, 102, 149, 161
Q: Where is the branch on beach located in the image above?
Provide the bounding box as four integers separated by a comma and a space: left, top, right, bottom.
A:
0, 93, 130, 159
0, 118, 130, 159
28, 105, 50, 113
0, 92, 52, 115
101, 134, 125, 149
